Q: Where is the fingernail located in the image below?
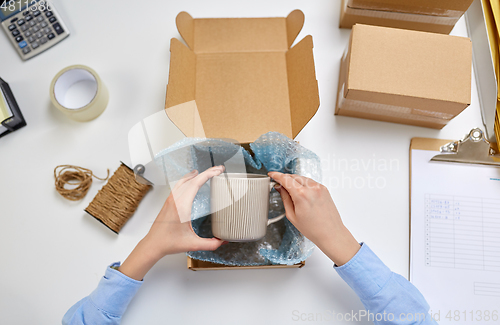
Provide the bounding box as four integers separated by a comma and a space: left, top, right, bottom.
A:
274, 184, 281, 189
221, 240, 229, 245
190, 170, 198, 174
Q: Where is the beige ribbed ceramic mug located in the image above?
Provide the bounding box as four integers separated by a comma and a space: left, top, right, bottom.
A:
210, 173, 286, 242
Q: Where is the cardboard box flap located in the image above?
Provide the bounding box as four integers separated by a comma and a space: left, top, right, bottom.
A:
286, 10, 305, 48
166, 100, 206, 138
347, 24, 471, 110
165, 38, 196, 108
176, 10, 305, 53
176, 12, 195, 51
167, 11, 319, 144
287, 35, 320, 138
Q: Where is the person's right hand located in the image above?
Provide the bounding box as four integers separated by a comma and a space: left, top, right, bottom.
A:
269, 172, 360, 266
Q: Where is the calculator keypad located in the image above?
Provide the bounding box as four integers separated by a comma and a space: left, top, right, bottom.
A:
53, 23, 62, 35
2, 1, 68, 59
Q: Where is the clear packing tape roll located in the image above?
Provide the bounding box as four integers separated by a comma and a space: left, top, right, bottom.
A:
50, 65, 109, 122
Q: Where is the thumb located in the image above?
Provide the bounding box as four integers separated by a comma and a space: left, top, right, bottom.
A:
276, 185, 296, 220
193, 237, 225, 251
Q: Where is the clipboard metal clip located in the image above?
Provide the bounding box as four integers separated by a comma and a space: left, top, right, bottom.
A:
430, 128, 500, 167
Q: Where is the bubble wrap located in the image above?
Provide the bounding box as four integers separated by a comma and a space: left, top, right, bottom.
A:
154, 132, 321, 266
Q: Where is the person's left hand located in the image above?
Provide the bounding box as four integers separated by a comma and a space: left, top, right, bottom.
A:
118, 166, 226, 280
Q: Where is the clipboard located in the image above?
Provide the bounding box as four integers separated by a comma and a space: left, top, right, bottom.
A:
410, 128, 500, 273
409, 128, 500, 323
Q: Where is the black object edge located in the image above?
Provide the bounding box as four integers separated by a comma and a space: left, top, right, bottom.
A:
0, 77, 27, 138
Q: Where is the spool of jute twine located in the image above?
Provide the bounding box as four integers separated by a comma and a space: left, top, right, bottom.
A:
85, 163, 152, 234
54, 165, 109, 201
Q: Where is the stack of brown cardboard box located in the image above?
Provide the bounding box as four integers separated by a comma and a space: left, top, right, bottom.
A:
336, 1, 474, 129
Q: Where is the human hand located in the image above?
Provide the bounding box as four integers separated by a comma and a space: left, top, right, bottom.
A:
268, 172, 360, 266
119, 166, 226, 280
145, 165, 227, 257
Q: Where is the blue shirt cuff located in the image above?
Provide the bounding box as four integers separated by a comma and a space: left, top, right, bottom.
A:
334, 243, 392, 300
89, 262, 143, 317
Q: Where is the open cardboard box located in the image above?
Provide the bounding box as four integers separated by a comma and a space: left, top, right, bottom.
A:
335, 24, 471, 128
339, 0, 473, 34
165, 10, 319, 270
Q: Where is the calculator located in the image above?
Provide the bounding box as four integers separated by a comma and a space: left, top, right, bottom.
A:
0, 0, 69, 60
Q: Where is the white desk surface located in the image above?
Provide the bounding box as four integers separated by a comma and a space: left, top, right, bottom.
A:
0, 1, 483, 324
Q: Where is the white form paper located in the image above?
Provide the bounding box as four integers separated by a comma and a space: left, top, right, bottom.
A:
410, 149, 500, 324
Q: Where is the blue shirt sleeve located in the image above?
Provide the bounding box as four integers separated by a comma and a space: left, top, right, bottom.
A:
335, 243, 438, 325
62, 262, 142, 325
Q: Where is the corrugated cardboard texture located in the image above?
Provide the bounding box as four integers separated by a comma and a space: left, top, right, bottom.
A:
336, 53, 448, 129
349, 0, 473, 15
336, 24, 472, 129
340, 0, 473, 34
166, 10, 319, 145
348, 24, 471, 110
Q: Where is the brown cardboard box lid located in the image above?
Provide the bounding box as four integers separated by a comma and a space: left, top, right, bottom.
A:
165, 10, 319, 144
348, 0, 473, 16
344, 24, 471, 115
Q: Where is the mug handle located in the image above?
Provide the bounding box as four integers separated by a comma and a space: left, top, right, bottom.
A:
267, 181, 286, 226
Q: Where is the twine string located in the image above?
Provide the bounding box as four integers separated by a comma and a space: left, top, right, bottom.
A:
54, 165, 109, 201
55, 164, 151, 233
85, 164, 151, 233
